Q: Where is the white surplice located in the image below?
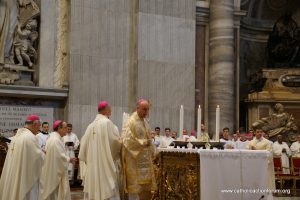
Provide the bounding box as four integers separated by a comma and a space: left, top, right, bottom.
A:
36, 131, 50, 150
290, 141, 300, 157
273, 141, 291, 174
159, 136, 174, 147
235, 140, 250, 150
63, 132, 80, 149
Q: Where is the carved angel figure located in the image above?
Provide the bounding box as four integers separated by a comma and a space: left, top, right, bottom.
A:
11, 19, 38, 67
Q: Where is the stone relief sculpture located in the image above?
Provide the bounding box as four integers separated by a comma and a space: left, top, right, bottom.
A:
252, 103, 298, 143
0, 0, 40, 85
11, 19, 38, 67
0, 66, 20, 84
0, 1, 18, 64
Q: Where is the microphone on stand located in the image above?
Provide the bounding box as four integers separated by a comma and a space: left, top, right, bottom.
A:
258, 195, 265, 200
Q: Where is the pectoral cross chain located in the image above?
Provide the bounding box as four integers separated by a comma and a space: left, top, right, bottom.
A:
11, 142, 15, 152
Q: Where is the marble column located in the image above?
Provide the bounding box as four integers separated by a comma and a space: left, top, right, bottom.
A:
208, 0, 235, 137
54, 0, 69, 88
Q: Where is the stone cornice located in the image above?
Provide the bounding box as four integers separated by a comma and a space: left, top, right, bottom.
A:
0, 85, 68, 100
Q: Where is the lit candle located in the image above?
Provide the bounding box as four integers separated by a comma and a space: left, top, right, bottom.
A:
216, 105, 220, 141
179, 105, 184, 138
197, 105, 201, 138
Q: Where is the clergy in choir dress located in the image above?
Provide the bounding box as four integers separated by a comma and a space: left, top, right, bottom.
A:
247, 128, 272, 151
197, 124, 210, 142
235, 132, 249, 149
122, 99, 156, 200
79, 101, 122, 200
39, 120, 76, 200
272, 135, 291, 174
159, 128, 174, 147
180, 129, 190, 142
290, 134, 300, 157
0, 114, 44, 200
189, 130, 197, 142
220, 128, 234, 149
63, 123, 80, 181
36, 122, 50, 151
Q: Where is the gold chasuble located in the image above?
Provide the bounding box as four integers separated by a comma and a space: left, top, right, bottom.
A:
39, 132, 71, 200
0, 128, 44, 200
122, 112, 156, 194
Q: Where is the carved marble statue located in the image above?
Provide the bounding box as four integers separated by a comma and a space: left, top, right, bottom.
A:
0, 0, 18, 64
0, 66, 20, 84
0, 0, 39, 67
11, 19, 38, 67
0, 0, 39, 85
252, 103, 298, 142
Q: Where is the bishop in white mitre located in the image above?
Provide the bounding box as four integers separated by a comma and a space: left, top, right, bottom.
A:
39, 120, 76, 200
273, 135, 291, 174
290, 134, 300, 157
0, 114, 44, 200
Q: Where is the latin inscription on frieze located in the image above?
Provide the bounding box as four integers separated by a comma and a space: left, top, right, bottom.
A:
0, 105, 53, 137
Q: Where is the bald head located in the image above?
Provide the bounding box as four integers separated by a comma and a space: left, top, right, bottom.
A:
136, 99, 150, 119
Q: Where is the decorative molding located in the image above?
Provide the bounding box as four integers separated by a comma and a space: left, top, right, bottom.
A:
196, 5, 247, 26
196, 6, 209, 25
0, 85, 68, 99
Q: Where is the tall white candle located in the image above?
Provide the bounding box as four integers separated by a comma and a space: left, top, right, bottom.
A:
216, 105, 220, 141
197, 105, 201, 138
179, 105, 184, 138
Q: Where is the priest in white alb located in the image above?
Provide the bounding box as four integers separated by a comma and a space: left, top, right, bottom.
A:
273, 135, 291, 174
39, 120, 76, 200
247, 128, 272, 151
290, 134, 300, 157
79, 101, 122, 200
0, 114, 44, 200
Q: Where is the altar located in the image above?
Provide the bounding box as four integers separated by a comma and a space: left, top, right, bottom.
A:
154, 148, 275, 200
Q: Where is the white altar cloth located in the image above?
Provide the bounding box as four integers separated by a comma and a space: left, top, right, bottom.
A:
199, 149, 275, 200
157, 147, 199, 153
